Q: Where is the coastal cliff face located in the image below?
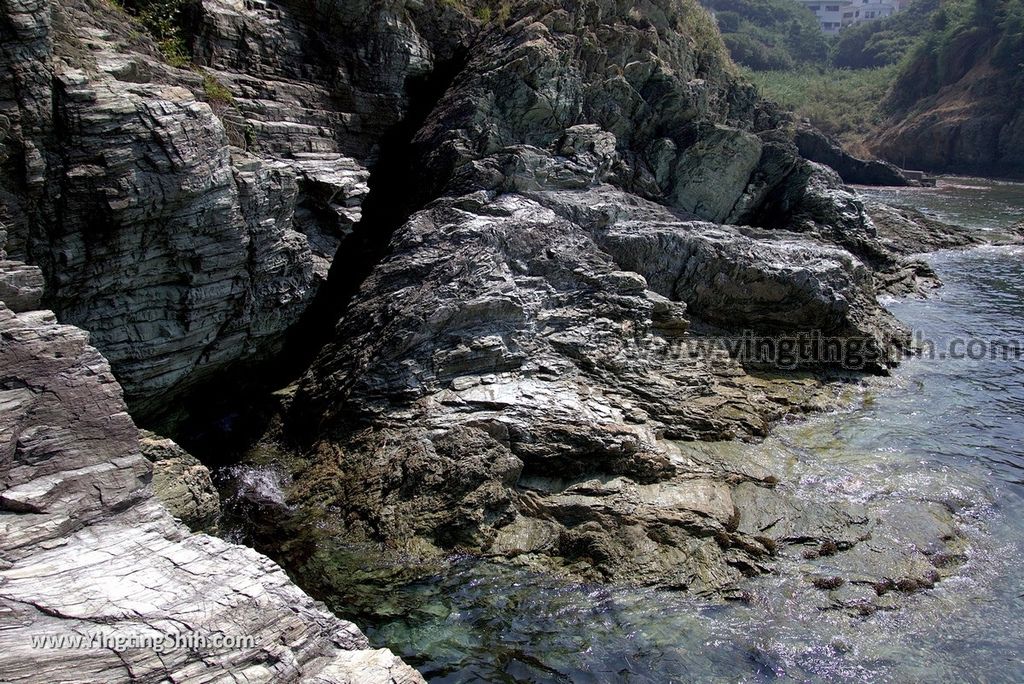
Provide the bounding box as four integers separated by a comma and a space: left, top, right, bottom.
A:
0, 0, 982, 673
0, 0, 471, 420
871, 0, 1024, 177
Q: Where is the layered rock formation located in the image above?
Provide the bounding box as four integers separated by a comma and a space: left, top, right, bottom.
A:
0, 0, 393, 419
0, 245, 422, 682
0, 0, 986, 663
0, 0, 918, 423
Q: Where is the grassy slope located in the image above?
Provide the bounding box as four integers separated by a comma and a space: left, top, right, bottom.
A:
743, 65, 898, 152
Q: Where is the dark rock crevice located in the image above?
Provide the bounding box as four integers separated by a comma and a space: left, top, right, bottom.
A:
168, 53, 470, 463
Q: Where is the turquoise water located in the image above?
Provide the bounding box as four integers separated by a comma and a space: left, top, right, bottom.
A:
326, 178, 1024, 682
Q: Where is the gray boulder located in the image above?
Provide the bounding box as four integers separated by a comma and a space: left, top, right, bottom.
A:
795, 124, 909, 186
140, 431, 222, 534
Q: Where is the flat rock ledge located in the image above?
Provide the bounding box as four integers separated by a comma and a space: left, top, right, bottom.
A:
0, 254, 423, 683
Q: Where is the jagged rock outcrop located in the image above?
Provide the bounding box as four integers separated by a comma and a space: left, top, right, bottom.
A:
0, 250, 423, 683
863, 198, 1024, 296
795, 124, 909, 186
0, 0, 902, 423
140, 430, 222, 533
269, 159, 961, 592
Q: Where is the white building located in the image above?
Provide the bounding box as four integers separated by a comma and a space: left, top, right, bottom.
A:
797, 0, 905, 33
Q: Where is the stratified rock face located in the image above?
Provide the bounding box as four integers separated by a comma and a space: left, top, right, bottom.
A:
0, 0, 378, 418
0, 254, 423, 683
0, 227, 44, 311
0, 0, 887, 424
192, 0, 473, 159
1, 0, 963, 610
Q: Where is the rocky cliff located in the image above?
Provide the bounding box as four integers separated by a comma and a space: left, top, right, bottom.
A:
261, 0, 954, 597
872, 0, 1024, 177
0, 0, 476, 421
0, 238, 422, 682
0, 0, 982, 674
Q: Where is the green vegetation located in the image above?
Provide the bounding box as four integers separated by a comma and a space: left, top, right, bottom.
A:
439, 0, 512, 25
113, 0, 194, 66
202, 74, 234, 105
887, 0, 1024, 110
701, 0, 829, 70
831, 0, 940, 68
744, 65, 899, 146
730, 0, 1023, 152
678, 0, 739, 74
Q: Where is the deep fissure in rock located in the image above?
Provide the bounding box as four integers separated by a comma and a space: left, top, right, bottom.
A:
165, 55, 468, 465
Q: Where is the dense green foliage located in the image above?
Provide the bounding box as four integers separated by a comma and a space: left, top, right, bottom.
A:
745, 65, 898, 145
109, 0, 194, 65
738, 0, 1023, 154
887, 0, 1024, 109
701, 0, 829, 70
831, 0, 940, 68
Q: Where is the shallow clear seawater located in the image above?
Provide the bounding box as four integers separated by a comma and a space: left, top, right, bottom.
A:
339, 178, 1024, 682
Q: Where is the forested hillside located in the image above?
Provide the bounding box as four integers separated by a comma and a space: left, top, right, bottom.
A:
700, 0, 829, 69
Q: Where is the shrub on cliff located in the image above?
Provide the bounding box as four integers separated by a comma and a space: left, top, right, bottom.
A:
702, 0, 829, 70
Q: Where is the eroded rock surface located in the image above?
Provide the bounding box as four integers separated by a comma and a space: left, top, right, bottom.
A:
182, 0, 982, 599
0, 0, 985, 641
140, 430, 222, 534
0, 252, 423, 683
